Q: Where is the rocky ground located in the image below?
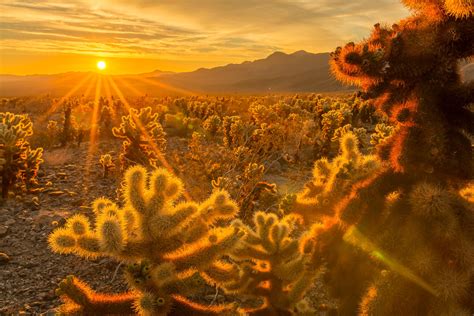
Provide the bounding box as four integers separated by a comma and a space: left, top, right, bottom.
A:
0, 142, 129, 314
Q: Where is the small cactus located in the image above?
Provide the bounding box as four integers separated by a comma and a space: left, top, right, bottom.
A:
113, 107, 167, 170
225, 212, 321, 315
99, 154, 114, 178
0, 112, 43, 198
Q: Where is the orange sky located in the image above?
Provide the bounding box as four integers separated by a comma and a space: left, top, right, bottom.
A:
0, 0, 408, 75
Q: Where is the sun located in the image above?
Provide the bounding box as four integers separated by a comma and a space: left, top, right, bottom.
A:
97, 61, 106, 70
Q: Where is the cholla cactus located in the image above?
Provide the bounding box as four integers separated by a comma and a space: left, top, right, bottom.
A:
369, 123, 395, 147
0, 146, 5, 172
331, 124, 368, 148
211, 163, 278, 223
292, 132, 380, 224
60, 102, 77, 147
49, 166, 244, 315
99, 154, 114, 178
19, 146, 43, 191
46, 120, 60, 147
202, 114, 222, 137
0, 112, 43, 198
221, 116, 252, 149
309, 1, 474, 314
113, 107, 167, 170
224, 212, 321, 315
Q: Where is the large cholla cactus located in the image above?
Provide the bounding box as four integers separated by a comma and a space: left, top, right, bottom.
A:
0, 112, 43, 198
309, 1, 474, 314
224, 212, 321, 315
113, 107, 167, 170
49, 166, 244, 315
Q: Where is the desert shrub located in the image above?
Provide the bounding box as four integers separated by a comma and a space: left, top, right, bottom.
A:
0, 112, 43, 198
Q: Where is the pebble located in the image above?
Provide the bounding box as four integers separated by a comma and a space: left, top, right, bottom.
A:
0, 225, 8, 237
0, 252, 10, 264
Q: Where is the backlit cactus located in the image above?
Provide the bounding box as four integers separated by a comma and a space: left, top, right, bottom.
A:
309, 1, 474, 314
113, 107, 167, 170
224, 212, 321, 315
99, 154, 114, 178
292, 132, 380, 224
0, 112, 43, 198
49, 165, 244, 315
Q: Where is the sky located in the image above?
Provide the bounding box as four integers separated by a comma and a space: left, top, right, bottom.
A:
0, 0, 409, 75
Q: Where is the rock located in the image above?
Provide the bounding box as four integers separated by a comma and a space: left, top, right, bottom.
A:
0, 252, 10, 264
4, 219, 15, 226
0, 225, 8, 237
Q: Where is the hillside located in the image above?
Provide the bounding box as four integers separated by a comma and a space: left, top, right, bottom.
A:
157, 51, 349, 93
1, 52, 471, 97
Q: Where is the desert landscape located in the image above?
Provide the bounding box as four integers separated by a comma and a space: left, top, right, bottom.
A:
0, 0, 473, 315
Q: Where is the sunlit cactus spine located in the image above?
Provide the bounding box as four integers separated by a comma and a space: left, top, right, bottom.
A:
49, 165, 245, 315
310, 0, 474, 314
112, 107, 167, 170
223, 212, 322, 315
0, 112, 43, 199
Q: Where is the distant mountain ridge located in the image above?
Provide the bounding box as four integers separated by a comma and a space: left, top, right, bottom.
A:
1, 51, 472, 97
156, 50, 349, 93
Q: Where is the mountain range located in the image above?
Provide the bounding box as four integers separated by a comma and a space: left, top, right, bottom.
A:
0, 51, 472, 97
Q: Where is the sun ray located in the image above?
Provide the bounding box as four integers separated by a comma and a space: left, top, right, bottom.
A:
106, 75, 192, 202
114, 76, 144, 97
343, 225, 438, 296
83, 74, 98, 100
102, 74, 117, 121
134, 76, 196, 96
39, 72, 94, 123
84, 75, 103, 186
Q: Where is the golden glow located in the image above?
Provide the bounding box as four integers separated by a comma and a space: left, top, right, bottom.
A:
343, 225, 438, 296
97, 61, 106, 70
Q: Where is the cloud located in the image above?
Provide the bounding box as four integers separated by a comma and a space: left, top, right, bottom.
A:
0, 0, 409, 64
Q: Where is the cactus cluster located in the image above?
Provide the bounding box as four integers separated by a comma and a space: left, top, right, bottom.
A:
112, 107, 167, 170
49, 164, 325, 315
0, 112, 43, 198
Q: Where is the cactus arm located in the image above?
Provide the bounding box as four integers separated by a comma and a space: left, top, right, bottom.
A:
56, 276, 136, 315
